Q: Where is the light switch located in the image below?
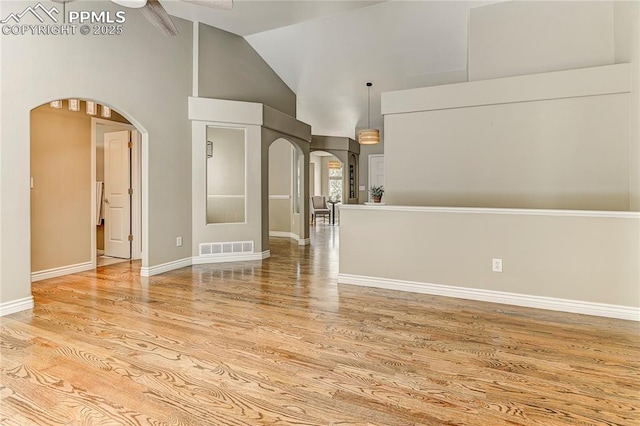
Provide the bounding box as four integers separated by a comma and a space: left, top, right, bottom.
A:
359, 186, 365, 191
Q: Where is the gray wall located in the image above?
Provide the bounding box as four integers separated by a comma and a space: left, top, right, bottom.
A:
469, 1, 614, 81
385, 93, 631, 210
339, 207, 640, 312
384, 1, 639, 212
198, 23, 296, 117
206, 126, 246, 223
1, 1, 193, 305
0, 1, 299, 308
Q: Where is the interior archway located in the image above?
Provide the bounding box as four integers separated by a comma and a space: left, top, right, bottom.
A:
30, 98, 146, 281
267, 138, 305, 247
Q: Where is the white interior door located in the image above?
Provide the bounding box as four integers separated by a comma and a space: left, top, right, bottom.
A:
104, 130, 131, 259
368, 154, 385, 201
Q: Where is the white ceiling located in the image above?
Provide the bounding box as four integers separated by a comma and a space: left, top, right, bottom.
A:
165, 0, 497, 138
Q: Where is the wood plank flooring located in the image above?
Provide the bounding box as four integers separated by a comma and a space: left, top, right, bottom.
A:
1, 225, 639, 425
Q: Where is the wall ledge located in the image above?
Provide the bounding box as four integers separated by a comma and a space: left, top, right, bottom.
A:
337, 273, 640, 322
341, 204, 640, 219
382, 63, 631, 115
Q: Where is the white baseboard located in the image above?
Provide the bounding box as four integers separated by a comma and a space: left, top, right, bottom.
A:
140, 257, 192, 277
31, 261, 95, 282
192, 250, 269, 265
269, 231, 300, 241
142, 251, 270, 276
337, 273, 640, 322
0, 296, 35, 317
269, 231, 295, 238
269, 231, 309, 246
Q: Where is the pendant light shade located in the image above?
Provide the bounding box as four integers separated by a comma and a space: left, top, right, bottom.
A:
101, 106, 112, 118
358, 129, 380, 145
358, 82, 380, 145
328, 160, 341, 169
68, 99, 80, 112
86, 101, 97, 116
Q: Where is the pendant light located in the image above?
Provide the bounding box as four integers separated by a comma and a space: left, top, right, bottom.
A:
86, 101, 97, 116
328, 160, 341, 169
358, 82, 380, 145
101, 106, 112, 118
68, 99, 80, 111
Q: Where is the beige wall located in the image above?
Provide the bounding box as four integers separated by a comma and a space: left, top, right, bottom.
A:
385, 93, 631, 210
30, 105, 92, 271
339, 206, 640, 312
198, 23, 296, 117
340, 206, 640, 308
469, 1, 614, 81
30, 104, 132, 271
614, 1, 640, 210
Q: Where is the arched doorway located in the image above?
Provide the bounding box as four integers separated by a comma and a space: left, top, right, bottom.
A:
30, 99, 144, 281
268, 138, 304, 241
262, 130, 311, 254
309, 150, 343, 225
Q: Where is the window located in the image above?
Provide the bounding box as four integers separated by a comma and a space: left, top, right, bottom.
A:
329, 166, 343, 202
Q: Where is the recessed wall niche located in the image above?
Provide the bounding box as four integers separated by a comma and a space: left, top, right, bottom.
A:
206, 126, 246, 224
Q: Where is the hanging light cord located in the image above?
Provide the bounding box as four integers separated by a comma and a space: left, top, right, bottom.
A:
367, 82, 372, 128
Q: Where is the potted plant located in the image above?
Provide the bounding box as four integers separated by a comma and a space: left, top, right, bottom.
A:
370, 185, 384, 203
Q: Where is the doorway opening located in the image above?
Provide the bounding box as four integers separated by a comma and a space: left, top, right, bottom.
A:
30, 100, 142, 281
309, 150, 342, 226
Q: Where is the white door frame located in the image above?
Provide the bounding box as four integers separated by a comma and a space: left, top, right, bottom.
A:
91, 118, 142, 267
368, 154, 384, 202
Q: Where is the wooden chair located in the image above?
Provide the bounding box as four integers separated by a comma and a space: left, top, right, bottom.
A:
310, 196, 331, 224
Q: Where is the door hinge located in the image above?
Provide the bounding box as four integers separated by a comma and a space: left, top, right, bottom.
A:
128, 142, 133, 148
128, 188, 133, 195
128, 235, 133, 242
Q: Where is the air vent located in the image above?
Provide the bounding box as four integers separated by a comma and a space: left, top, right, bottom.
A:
199, 241, 254, 257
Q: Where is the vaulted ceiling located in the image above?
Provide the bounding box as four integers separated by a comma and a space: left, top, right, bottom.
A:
165, 0, 498, 138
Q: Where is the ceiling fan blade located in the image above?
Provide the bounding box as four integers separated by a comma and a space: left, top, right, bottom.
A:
140, 0, 178, 36
111, 0, 147, 8
181, 0, 233, 11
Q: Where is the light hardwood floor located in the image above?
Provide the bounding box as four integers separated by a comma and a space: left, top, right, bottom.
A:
1, 225, 639, 425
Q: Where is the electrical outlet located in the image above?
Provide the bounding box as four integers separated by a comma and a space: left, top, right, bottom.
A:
176, 236, 183, 247
492, 258, 503, 272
